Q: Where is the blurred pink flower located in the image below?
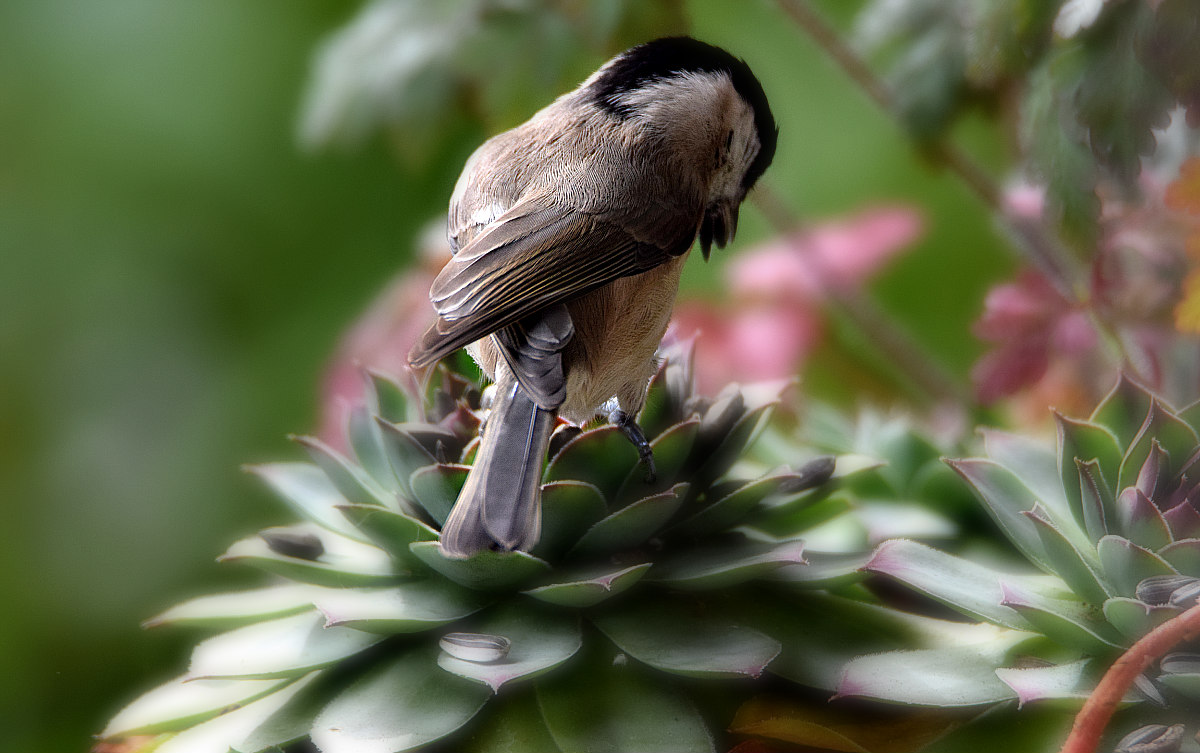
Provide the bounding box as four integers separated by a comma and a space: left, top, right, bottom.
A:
672, 206, 924, 393
972, 173, 1198, 417
318, 223, 450, 450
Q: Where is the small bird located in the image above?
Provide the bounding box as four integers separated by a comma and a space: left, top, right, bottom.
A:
409, 36, 777, 557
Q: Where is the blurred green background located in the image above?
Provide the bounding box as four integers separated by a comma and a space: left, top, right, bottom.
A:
0, 0, 1013, 749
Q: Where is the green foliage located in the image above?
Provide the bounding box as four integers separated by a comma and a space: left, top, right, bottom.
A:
103, 346, 964, 752
855, 375, 1200, 738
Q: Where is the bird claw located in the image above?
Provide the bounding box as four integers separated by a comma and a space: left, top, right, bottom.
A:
609, 409, 657, 483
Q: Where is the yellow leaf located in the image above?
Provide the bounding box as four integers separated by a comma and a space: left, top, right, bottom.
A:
1166, 158, 1200, 215
1175, 269, 1200, 333
731, 696, 966, 753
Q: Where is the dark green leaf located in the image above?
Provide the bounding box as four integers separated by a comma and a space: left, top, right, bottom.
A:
337, 503, 439, 563
1097, 535, 1177, 594
143, 585, 318, 630
294, 434, 393, 508
101, 675, 295, 738
436, 603, 581, 691
652, 539, 806, 590
219, 524, 401, 588
311, 647, 490, 753
544, 424, 638, 500
409, 463, 469, 526
312, 580, 488, 633
570, 483, 687, 557
537, 660, 714, 753
188, 612, 381, 680
245, 463, 366, 541
409, 541, 551, 591
523, 563, 651, 607
592, 600, 780, 679
530, 481, 608, 561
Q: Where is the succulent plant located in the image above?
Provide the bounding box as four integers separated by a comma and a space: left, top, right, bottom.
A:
843, 375, 1200, 742
99, 342, 971, 753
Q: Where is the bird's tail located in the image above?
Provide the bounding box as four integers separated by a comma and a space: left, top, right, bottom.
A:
439, 370, 556, 558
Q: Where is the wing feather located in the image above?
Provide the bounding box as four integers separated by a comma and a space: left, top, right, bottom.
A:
409, 196, 691, 368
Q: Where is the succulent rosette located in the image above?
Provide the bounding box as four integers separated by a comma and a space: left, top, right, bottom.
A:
845, 375, 1200, 727
99, 343, 964, 753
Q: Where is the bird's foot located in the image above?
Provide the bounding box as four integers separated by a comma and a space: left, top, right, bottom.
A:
609, 409, 656, 483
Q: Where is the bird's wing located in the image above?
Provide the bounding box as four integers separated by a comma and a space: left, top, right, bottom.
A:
408, 194, 697, 369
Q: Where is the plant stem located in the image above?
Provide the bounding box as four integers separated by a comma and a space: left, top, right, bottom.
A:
772, 0, 1080, 296
1059, 602, 1200, 753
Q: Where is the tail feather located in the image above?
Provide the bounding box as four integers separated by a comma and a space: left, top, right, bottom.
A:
439, 372, 555, 557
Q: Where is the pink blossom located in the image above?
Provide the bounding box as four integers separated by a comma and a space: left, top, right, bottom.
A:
674, 206, 924, 393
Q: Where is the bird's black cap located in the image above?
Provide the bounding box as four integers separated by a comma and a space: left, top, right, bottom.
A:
589, 36, 778, 191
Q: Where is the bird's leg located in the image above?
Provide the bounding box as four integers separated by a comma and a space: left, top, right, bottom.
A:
608, 409, 656, 483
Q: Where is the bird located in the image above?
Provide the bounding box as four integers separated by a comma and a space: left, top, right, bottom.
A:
408, 36, 777, 558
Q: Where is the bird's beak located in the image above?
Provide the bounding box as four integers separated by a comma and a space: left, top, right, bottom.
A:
699, 203, 739, 261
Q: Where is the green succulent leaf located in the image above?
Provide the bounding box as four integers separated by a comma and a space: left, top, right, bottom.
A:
946, 458, 1057, 574
246, 463, 366, 541
1076, 459, 1115, 542
311, 648, 490, 753
312, 580, 488, 633
235, 673, 329, 753
1056, 414, 1121, 523
336, 504, 439, 563
436, 604, 581, 691
993, 659, 1094, 706
1023, 504, 1112, 604
295, 434, 394, 508
751, 593, 1015, 693
982, 428, 1070, 514
771, 550, 872, 590
530, 481, 608, 560
376, 417, 439, 500
1096, 535, 1178, 594
677, 469, 819, 537
545, 424, 638, 499
999, 583, 1124, 652
1159, 538, 1200, 573
614, 419, 699, 501
1103, 597, 1180, 640
569, 483, 688, 557
1091, 374, 1156, 449
143, 585, 318, 630
459, 690, 560, 753
409, 542, 551, 591
522, 562, 651, 607
652, 539, 807, 590
690, 383, 784, 485
102, 675, 297, 738
1164, 502, 1200, 541
151, 674, 317, 753
1159, 672, 1200, 701
864, 539, 1059, 630
365, 369, 412, 424
1118, 401, 1200, 493
593, 600, 781, 679
837, 638, 1027, 707
537, 660, 715, 753
347, 405, 400, 493
1115, 488, 1172, 551
219, 524, 401, 588
410, 464, 469, 526
188, 612, 382, 680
